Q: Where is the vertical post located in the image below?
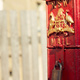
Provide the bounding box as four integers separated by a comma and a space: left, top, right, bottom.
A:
40, 11, 47, 80
10, 11, 20, 80
31, 11, 39, 80
0, 11, 9, 80
20, 11, 32, 80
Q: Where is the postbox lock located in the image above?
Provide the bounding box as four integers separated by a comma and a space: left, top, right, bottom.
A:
51, 62, 62, 80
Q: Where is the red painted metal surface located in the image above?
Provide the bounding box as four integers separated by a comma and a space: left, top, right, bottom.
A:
46, 0, 80, 80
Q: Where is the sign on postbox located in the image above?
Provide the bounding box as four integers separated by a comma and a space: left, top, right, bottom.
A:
46, 0, 80, 80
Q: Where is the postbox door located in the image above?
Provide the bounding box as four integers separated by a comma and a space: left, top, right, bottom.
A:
46, 0, 80, 80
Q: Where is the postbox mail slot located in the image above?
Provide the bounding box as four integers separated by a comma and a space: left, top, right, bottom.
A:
47, 45, 80, 49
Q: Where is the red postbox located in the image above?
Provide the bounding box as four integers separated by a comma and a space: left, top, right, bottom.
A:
46, 0, 80, 80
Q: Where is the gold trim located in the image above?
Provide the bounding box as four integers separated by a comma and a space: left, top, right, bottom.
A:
48, 8, 74, 37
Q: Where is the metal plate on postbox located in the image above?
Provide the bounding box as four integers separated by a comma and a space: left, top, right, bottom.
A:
47, 0, 75, 48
